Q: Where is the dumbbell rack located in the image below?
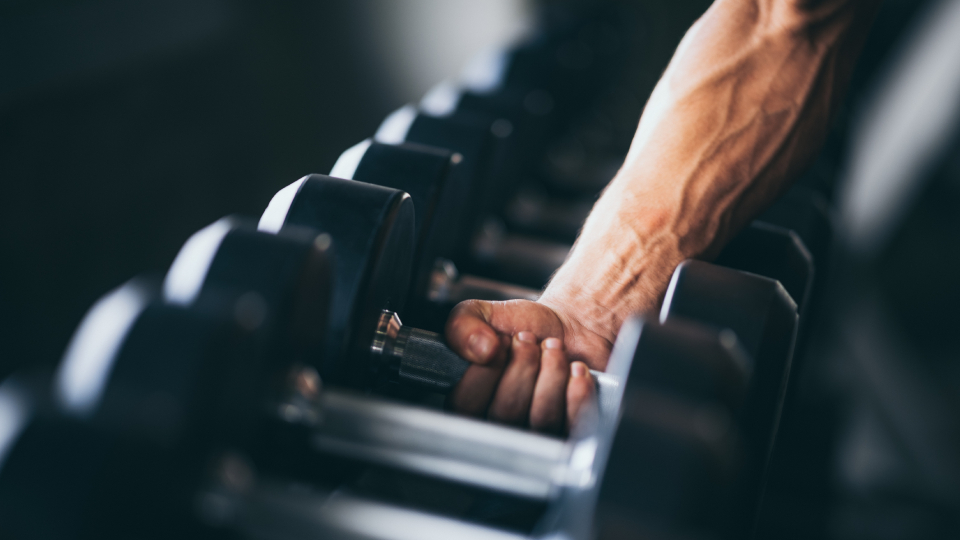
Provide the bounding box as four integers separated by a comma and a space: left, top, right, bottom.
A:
0, 4, 837, 540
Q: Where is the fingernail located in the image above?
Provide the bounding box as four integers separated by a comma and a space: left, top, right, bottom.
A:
543, 337, 563, 350
571, 362, 587, 378
517, 331, 536, 343
468, 333, 494, 359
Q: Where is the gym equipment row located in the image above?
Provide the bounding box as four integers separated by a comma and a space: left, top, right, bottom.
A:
0, 6, 835, 540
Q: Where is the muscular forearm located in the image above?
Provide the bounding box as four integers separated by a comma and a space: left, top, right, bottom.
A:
540, 0, 880, 363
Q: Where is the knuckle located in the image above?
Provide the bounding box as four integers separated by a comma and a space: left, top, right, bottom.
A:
448, 299, 479, 322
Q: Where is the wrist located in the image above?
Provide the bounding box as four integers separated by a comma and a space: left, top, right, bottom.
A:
540, 181, 690, 353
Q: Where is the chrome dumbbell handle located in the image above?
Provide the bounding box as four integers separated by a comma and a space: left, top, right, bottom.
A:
372, 310, 469, 392
396, 325, 471, 391
428, 259, 541, 304
372, 310, 617, 403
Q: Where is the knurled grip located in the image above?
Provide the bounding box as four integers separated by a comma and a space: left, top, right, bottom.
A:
396, 327, 470, 392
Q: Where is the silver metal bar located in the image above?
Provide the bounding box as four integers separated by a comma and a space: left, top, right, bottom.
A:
319, 493, 530, 540
473, 219, 571, 283
504, 189, 592, 238
429, 259, 541, 303
453, 274, 541, 302
312, 390, 570, 500
234, 483, 529, 540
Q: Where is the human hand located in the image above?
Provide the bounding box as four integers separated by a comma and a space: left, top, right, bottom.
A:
445, 298, 612, 434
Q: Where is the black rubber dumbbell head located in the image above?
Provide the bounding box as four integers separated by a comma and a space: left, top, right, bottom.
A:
660, 260, 798, 538
0, 377, 326, 540
660, 260, 798, 453
716, 221, 813, 315
163, 216, 333, 376
0, 413, 208, 539
330, 139, 465, 310
259, 175, 416, 389
55, 279, 274, 453
375, 106, 501, 260
540, 318, 742, 540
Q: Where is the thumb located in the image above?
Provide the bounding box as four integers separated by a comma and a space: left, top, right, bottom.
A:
445, 299, 505, 365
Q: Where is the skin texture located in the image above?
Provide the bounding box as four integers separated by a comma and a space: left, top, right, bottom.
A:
447, 0, 881, 432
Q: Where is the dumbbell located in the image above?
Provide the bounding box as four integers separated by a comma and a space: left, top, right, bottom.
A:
399, 91, 821, 275
375, 105, 512, 237
376, 105, 596, 250
541, 317, 750, 540
49, 222, 339, 490
163, 211, 416, 395
1, 375, 466, 540
162, 218, 333, 356
328, 139, 470, 299
415, 77, 600, 221
375, 106, 583, 285
256, 174, 596, 395
418, 82, 548, 196
660, 259, 800, 538
375, 103, 581, 250
328, 139, 564, 316
53, 274, 323, 459
39, 263, 740, 539
0, 294, 332, 539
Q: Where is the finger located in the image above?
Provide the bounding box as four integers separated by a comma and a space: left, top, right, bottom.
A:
445, 300, 500, 365
488, 332, 541, 426
529, 338, 569, 434
566, 362, 596, 432
447, 333, 510, 417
